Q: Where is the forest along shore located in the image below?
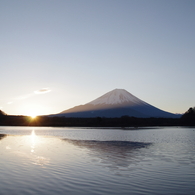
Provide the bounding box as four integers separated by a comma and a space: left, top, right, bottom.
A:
0, 115, 194, 127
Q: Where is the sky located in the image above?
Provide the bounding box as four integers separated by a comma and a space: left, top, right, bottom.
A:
1, 0, 195, 116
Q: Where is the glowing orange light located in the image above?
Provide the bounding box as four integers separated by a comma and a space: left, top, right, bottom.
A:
30, 114, 37, 119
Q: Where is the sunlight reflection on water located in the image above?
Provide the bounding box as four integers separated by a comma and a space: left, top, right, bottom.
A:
0, 127, 195, 195
31, 130, 36, 153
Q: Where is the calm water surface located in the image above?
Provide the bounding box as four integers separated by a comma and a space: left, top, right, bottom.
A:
0, 126, 195, 195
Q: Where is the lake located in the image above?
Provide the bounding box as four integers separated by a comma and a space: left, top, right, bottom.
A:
0, 126, 195, 195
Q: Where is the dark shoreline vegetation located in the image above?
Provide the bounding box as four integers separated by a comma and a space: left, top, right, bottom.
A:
0, 115, 194, 127
0, 107, 194, 127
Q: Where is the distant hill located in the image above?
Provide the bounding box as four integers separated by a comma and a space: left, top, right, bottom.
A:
184, 107, 195, 115
181, 107, 195, 125
53, 89, 180, 118
0, 110, 6, 115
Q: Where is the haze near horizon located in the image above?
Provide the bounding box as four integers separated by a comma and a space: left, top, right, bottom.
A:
1, 0, 195, 116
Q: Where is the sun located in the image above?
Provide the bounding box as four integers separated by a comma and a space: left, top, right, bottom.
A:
29, 114, 37, 119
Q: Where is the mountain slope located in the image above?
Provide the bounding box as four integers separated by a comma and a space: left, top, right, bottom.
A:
88, 89, 146, 106
56, 89, 179, 118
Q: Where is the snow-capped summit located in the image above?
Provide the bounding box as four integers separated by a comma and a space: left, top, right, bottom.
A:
88, 89, 146, 106
56, 89, 179, 118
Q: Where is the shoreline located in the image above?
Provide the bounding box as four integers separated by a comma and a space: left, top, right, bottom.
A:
0, 115, 194, 127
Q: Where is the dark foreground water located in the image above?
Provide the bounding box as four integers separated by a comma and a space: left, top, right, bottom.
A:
0, 126, 195, 195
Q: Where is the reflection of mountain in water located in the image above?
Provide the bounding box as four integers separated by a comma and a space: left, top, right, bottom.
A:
0, 134, 7, 140
64, 139, 152, 174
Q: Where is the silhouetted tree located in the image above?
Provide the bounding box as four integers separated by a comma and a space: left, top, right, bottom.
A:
0, 110, 6, 115
181, 107, 195, 125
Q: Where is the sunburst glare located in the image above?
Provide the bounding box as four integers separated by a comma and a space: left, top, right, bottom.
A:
30, 114, 37, 119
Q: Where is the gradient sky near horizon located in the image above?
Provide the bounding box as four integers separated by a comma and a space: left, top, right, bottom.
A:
1, 0, 195, 116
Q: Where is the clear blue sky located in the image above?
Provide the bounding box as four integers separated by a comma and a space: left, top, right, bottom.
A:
1, 0, 195, 116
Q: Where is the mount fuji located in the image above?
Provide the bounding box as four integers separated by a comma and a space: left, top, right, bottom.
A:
55, 89, 179, 118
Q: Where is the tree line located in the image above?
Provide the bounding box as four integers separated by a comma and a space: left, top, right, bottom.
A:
0, 107, 194, 127
0, 115, 186, 127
